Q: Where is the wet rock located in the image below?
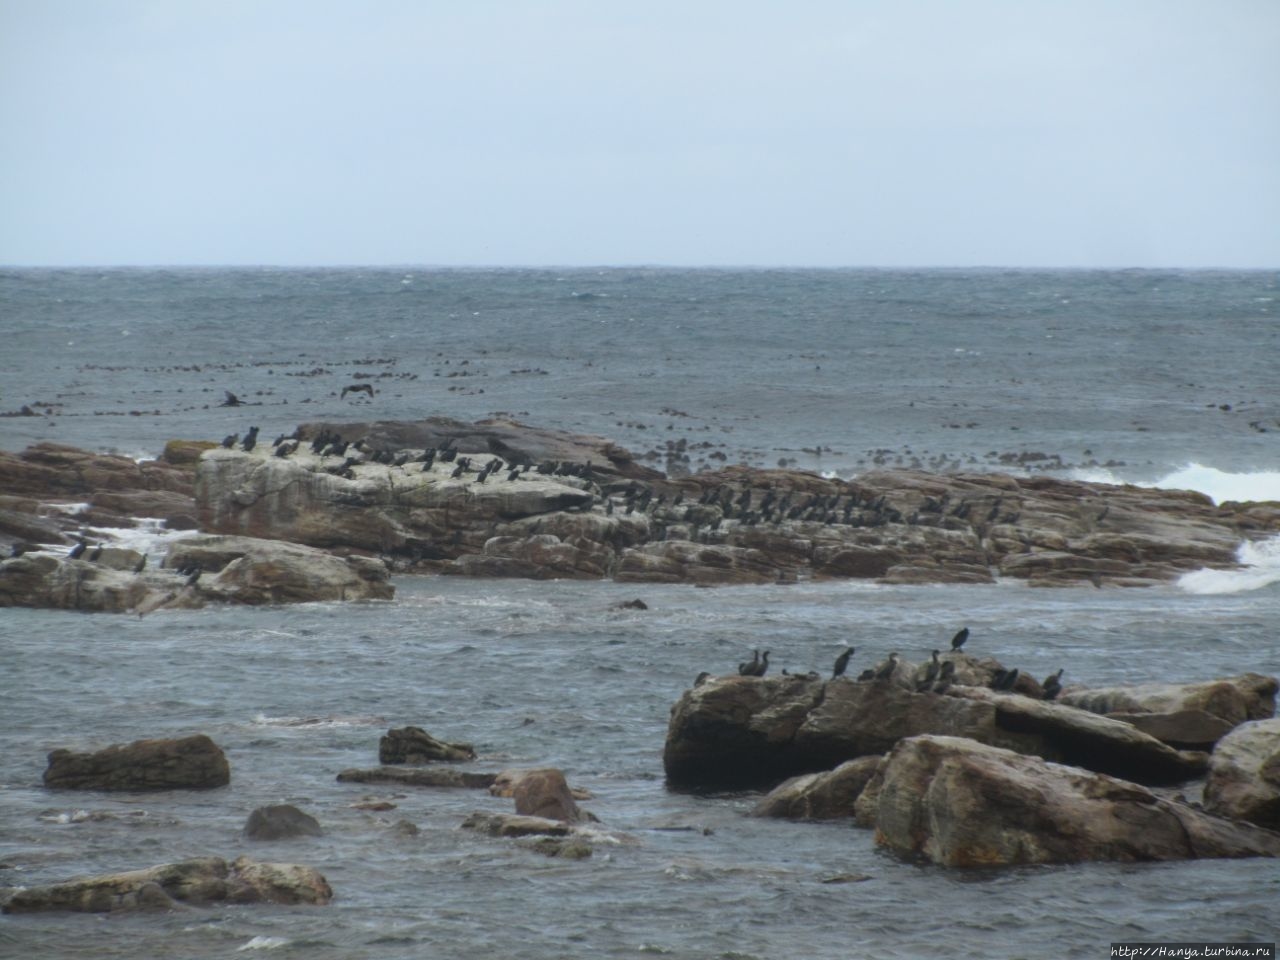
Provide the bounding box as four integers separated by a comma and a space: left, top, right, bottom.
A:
336, 766, 498, 789
1, 856, 331, 913
510, 768, 591, 823
243, 804, 323, 840
460, 812, 573, 838
664, 673, 1208, 790
0, 553, 157, 613
378, 726, 476, 764
858, 735, 1280, 866
1203, 718, 1280, 830
43, 734, 230, 791
750, 756, 883, 820
490, 769, 593, 801
520, 837, 593, 859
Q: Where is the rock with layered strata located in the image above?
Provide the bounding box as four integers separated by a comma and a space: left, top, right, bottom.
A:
43, 734, 230, 791
0, 856, 331, 913
1203, 718, 1280, 830
858, 735, 1280, 867
664, 672, 1208, 790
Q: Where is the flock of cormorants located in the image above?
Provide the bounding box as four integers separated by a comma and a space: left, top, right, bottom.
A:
727, 626, 1065, 700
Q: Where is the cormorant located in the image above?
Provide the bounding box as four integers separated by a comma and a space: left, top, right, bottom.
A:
874, 652, 899, 681
856, 668, 876, 681
133, 553, 148, 574
917, 650, 941, 691
87, 544, 103, 562
738, 650, 760, 676
991, 667, 1019, 691
950, 627, 969, 651
752, 650, 771, 677
933, 660, 956, 693
241, 426, 259, 452
832, 646, 855, 679
1042, 669, 1064, 701
221, 434, 238, 449
694, 672, 711, 687
68, 540, 87, 560
185, 565, 202, 587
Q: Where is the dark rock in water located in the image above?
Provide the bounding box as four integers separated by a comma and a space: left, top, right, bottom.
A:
43, 734, 230, 791
857, 735, 1280, 866
521, 836, 593, 859
460, 812, 573, 838
663, 673, 1209, 790
614, 598, 648, 610
378, 726, 476, 764
243, 804, 323, 841
335, 766, 497, 789
1, 856, 331, 913
751, 756, 883, 820
1203, 718, 1280, 831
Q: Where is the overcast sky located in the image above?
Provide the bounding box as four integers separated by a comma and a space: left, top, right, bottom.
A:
2, 1, 1277, 267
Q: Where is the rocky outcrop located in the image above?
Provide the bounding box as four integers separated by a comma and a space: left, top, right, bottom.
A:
188, 419, 1278, 587
856, 735, 1280, 866
0, 535, 393, 612
43, 734, 230, 791
1, 856, 331, 913
663, 673, 1208, 790
1060, 675, 1277, 749
460, 812, 574, 838
750, 756, 883, 820
378, 726, 476, 764
1203, 718, 1280, 830
243, 804, 323, 841
164, 535, 393, 606
336, 767, 498, 789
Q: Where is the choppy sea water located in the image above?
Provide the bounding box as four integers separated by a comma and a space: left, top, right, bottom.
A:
1, 268, 1279, 958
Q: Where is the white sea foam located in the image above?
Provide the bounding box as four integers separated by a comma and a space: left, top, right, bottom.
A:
1071, 463, 1280, 506
237, 937, 291, 951
1177, 534, 1280, 595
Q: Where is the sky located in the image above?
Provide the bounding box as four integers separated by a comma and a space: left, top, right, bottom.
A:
2, 1, 1277, 268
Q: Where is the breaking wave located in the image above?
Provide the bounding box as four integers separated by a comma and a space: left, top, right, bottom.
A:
1177, 534, 1280, 595
1072, 463, 1280, 506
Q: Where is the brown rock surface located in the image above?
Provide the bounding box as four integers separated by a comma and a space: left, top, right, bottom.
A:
1203, 718, 1280, 830
750, 756, 884, 820
378, 726, 476, 764
858, 735, 1280, 866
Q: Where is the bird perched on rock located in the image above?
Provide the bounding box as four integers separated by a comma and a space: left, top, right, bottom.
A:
67, 540, 87, 559
950, 627, 969, 651
87, 543, 104, 562
1042, 669, 1064, 700
185, 565, 202, 587
991, 667, 1019, 691
832, 646, 855, 679
917, 650, 941, 691
133, 553, 148, 574
738, 650, 760, 676
874, 652, 899, 681
933, 660, 956, 693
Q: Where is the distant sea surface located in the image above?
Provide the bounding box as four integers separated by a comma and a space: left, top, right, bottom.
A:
2, 267, 1279, 959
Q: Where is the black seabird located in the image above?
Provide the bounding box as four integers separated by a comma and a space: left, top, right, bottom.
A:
185, 565, 202, 587
933, 660, 957, 693
87, 543, 104, 562
694, 672, 711, 687
950, 627, 969, 652
133, 553, 148, 574
1042, 669, 1064, 701
832, 646, 855, 679
991, 667, 1019, 691
917, 650, 941, 691
738, 650, 760, 676
221, 433, 238, 449
68, 540, 87, 560
752, 650, 771, 677
874, 652, 900, 681
856, 668, 876, 681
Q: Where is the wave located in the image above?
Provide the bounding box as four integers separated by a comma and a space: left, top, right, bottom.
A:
1070, 463, 1280, 506
1177, 534, 1280, 595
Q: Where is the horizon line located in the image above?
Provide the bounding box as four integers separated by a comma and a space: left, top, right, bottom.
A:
3, 262, 1277, 272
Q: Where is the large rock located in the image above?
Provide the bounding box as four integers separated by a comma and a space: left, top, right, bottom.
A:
0, 553, 157, 613
243, 804, 323, 841
43, 734, 230, 791
1203, 718, 1280, 830
750, 756, 883, 820
664, 674, 1207, 790
378, 726, 476, 764
166, 535, 393, 605
510, 768, 591, 823
1, 856, 331, 913
858, 735, 1280, 867
1060, 674, 1278, 727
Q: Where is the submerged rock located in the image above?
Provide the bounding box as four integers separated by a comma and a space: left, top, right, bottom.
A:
857, 735, 1280, 867
336, 767, 497, 789
750, 757, 883, 820
43, 734, 230, 792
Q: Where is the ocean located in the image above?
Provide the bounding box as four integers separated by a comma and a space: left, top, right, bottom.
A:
1, 267, 1278, 958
